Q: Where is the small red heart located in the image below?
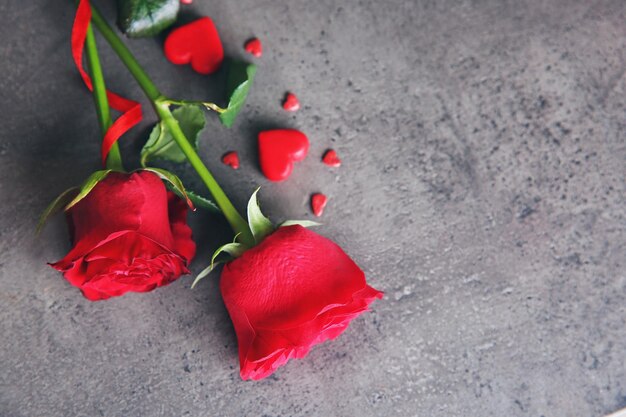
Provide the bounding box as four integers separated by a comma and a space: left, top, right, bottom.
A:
311, 193, 328, 217
164, 17, 224, 75
282, 92, 300, 112
322, 149, 341, 167
258, 129, 309, 182
244, 38, 263, 58
222, 151, 240, 169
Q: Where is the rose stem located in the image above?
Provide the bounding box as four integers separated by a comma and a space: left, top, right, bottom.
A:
84, 21, 124, 171
88, 4, 255, 247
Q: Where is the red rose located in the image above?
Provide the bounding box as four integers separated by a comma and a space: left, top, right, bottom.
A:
220, 225, 383, 380
50, 171, 196, 301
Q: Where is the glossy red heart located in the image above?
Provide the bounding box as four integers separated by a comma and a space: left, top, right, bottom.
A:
244, 38, 263, 58
322, 149, 341, 167
164, 17, 223, 75
282, 92, 300, 112
311, 193, 328, 217
258, 129, 309, 181
222, 151, 240, 169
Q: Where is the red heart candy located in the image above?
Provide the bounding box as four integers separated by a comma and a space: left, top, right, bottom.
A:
282, 92, 300, 112
244, 38, 263, 58
222, 151, 240, 169
311, 193, 328, 217
164, 17, 223, 75
258, 129, 309, 181
322, 149, 341, 167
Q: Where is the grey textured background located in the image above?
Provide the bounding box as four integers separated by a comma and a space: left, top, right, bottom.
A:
1, 0, 625, 416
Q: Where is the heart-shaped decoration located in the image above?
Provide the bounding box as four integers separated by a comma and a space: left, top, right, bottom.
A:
164, 17, 223, 75
322, 149, 341, 167
222, 151, 240, 169
311, 193, 328, 217
244, 38, 263, 57
282, 92, 300, 112
258, 129, 309, 181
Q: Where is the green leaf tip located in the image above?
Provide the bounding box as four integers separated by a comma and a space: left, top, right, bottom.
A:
219, 61, 257, 128
141, 105, 206, 167
116, 0, 179, 38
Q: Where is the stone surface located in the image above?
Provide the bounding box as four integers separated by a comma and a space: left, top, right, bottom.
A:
0, 0, 624, 416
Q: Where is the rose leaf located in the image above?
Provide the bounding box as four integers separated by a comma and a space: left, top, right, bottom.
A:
141, 104, 206, 166
219, 61, 257, 128
116, 0, 180, 38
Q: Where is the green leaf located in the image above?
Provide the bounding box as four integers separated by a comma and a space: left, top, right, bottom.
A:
116, 0, 179, 38
247, 188, 274, 243
191, 242, 247, 288
219, 61, 257, 128
141, 167, 193, 209
36, 187, 79, 234
65, 170, 113, 211
141, 105, 206, 166
280, 220, 322, 228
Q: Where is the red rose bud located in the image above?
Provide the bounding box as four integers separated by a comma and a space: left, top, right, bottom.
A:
50, 171, 196, 301
220, 225, 383, 380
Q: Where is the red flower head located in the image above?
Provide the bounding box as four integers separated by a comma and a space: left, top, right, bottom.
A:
50, 171, 196, 301
220, 225, 382, 380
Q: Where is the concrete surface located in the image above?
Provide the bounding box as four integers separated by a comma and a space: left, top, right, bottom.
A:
1, 0, 624, 416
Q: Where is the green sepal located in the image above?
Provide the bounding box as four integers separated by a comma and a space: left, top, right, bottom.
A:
116, 0, 179, 38
36, 187, 80, 234
141, 105, 206, 167
191, 264, 218, 289
219, 61, 257, 128
65, 169, 113, 211
141, 167, 194, 209
191, 240, 247, 288
182, 189, 220, 213
210, 242, 246, 269
279, 220, 322, 228
247, 188, 274, 244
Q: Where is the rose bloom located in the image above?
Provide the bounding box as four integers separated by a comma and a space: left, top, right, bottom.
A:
220, 225, 383, 380
51, 171, 196, 301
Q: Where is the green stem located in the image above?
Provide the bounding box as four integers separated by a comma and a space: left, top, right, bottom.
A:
84, 23, 124, 171
89, 6, 160, 102
89, 4, 254, 247
154, 101, 252, 243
